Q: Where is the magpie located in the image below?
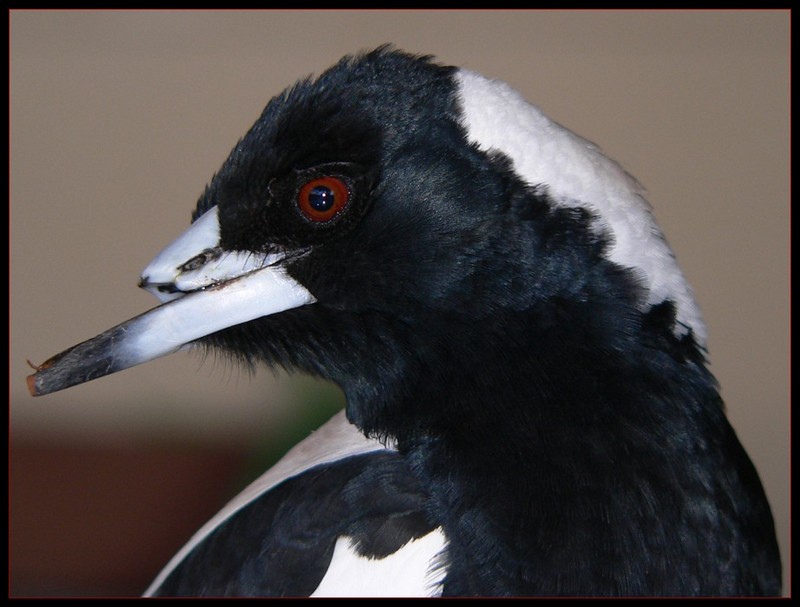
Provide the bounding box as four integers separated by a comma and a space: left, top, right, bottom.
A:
27, 47, 781, 597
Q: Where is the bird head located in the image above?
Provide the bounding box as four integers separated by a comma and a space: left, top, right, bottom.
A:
27, 47, 706, 442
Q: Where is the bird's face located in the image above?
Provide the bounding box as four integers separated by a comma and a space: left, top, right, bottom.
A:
26, 51, 497, 404
28, 47, 704, 440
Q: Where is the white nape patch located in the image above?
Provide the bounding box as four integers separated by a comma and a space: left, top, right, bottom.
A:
455, 70, 705, 344
144, 411, 393, 597
311, 528, 447, 597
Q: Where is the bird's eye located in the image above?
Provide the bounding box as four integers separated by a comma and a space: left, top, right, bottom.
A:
297, 176, 350, 223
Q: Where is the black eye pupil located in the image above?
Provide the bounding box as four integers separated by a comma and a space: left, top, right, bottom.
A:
309, 186, 335, 212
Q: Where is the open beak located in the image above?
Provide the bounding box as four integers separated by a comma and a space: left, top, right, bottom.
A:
27, 206, 316, 396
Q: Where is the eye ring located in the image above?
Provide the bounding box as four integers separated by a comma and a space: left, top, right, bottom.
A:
297, 176, 351, 223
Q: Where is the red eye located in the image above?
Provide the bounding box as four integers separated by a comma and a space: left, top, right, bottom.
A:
298, 176, 350, 223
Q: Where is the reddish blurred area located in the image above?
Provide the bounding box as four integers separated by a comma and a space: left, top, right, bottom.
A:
10, 441, 249, 597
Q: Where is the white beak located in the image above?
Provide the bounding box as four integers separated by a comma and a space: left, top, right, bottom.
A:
28, 206, 315, 396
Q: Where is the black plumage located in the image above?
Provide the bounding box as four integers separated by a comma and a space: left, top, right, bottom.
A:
28, 47, 781, 597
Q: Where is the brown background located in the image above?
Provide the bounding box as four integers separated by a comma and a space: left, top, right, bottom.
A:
10, 10, 789, 596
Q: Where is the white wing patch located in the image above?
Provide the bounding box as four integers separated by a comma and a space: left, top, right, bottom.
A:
455, 69, 705, 344
143, 410, 393, 596
311, 528, 448, 597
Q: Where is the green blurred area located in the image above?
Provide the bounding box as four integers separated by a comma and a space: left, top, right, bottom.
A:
233, 376, 347, 493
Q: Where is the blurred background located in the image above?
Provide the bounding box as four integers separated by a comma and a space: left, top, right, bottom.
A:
10, 10, 789, 596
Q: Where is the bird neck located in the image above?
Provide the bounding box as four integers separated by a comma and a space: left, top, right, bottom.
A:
343, 304, 755, 595
348, 300, 713, 452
